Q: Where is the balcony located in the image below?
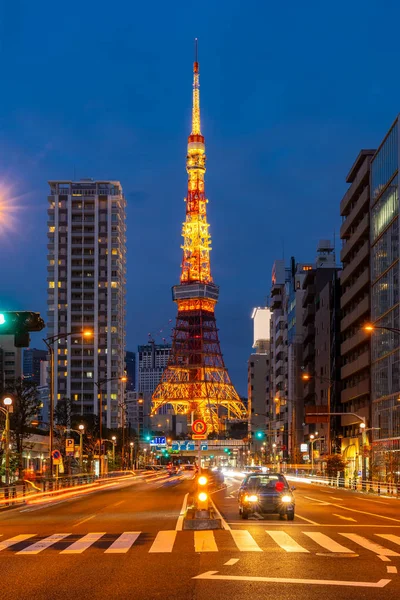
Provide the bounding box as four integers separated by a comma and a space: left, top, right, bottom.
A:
340, 295, 369, 332
340, 240, 369, 286
303, 342, 315, 363
303, 323, 315, 345
271, 294, 282, 310
340, 212, 369, 263
341, 329, 369, 357
340, 268, 369, 309
302, 285, 316, 308
340, 185, 370, 239
341, 350, 370, 379
340, 158, 370, 216
302, 304, 315, 326
341, 378, 370, 404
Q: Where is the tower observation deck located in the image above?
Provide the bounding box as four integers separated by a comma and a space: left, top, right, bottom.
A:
151, 41, 247, 433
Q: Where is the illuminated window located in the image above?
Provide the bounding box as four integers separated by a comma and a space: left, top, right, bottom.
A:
111, 282, 117, 288
49, 259, 55, 266
58, 282, 62, 288
57, 394, 61, 400
49, 226, 55, 233
74, 394, 79, 401
64, 371, 68, 376
111, 394, 117, 400
49, 281, 55, 288
112, 249, 118, 255
86, 372, 93, 378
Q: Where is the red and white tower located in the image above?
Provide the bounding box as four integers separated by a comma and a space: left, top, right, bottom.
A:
151, 41, 247, 432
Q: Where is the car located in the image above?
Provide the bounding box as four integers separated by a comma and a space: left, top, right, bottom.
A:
182, 464, 196, 471
238, 472, 295, 520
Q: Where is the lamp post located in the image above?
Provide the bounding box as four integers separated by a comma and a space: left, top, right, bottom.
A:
94, 375, 127, 477
112, 436, 117, 464
130, 442, 134, 469
43, 329, 93, 477
2, 396, 13, 485
309, 432, 323, 475
78, 424, 85, 472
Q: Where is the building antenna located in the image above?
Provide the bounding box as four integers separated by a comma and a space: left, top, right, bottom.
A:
194, 37, 198, 62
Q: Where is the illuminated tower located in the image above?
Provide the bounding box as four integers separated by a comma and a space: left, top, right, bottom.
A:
152, 41, 247, 432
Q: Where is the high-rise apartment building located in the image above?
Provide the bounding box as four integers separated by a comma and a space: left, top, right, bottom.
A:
23, 348, 48, 385
370, 119, 400, 462
47, 179, 126, 428
340, 150, 375, 457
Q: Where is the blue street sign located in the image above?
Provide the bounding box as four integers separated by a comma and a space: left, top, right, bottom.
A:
179, 441, 187, 451
150, 437, 166, 446
171, 442, 180, 451
187, 442, 195, 451
200, 442, 208, 451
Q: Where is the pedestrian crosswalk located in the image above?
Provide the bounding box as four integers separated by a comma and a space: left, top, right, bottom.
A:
0, 529, 399, 556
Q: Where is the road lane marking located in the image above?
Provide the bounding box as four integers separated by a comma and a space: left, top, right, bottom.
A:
73, 514, 97, 527
227, 523, 400, 527
210, 498, 230, 530
333, 514, 357, 522
112, 501, 125, 507
387, 566, 397, 573
224, 558, 239, 565
330, 497, 344, 501
230, 530, 262, 552
266, 531, 309, 553
316, 500, 400, 523
149, 531, 177, 553
378, 555, 391, 562
295, 513, 319, 525
0, 534, 36, 552
104, 532, 141, 554
17, 533, 70, 554
303, 532, 353, 553
303, 496, 331, 506
376, 534, 400, 547
194, 531, 218, 552
192, 571, 391, 588
340, 533, 400, 556
61, 532, 105, 554
175, 493, 189, 531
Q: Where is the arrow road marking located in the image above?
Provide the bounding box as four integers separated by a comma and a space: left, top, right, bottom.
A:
192, 571, 391, 588
333, 514, 357, 522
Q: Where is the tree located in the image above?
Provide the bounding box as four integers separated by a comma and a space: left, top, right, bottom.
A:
6, 378, 40, 477
326, 454, 347, 477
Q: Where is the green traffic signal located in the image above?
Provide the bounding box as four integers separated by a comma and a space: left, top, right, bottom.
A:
255, 431, 264, 439
0, 313, 6, 326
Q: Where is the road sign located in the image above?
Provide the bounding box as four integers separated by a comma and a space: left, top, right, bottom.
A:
192, 419, 207, 435
171, 442, 180, 451
52, 449, 62, 465
179, 441, 187, 451
65, 438, 74, 456
187, 441, 195, 451
192, 434, 207, 440
200, 442, 208, 450
150, 436, 166, 446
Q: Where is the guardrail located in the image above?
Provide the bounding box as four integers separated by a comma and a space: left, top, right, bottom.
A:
285, 474, 400, 497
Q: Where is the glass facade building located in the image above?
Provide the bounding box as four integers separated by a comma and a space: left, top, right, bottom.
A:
370, 119, 400, 446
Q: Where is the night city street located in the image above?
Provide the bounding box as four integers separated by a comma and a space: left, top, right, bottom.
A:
0, 473, 399, 599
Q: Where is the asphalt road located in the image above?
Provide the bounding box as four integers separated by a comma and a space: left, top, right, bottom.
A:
0, 471, 399, 600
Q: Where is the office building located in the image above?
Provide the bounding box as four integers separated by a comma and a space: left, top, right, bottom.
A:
340, 150, 375, 461
302, 241, 340, 456
23, 348, 47, 385
0, 335, 22, 391
138, 344, 171, 394
125, 350, 136, 391
370, 119, 400, 463
47, 179, 127, 428
248, 307, 271, 455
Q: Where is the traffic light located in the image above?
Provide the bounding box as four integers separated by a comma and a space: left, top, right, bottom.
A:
255, 431, 264, 439
0, 311, 45, 347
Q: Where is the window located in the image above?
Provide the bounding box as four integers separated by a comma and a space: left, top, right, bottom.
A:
49, 281, 55, 288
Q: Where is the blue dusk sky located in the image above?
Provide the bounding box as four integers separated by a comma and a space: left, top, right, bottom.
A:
0, 0, 399, 395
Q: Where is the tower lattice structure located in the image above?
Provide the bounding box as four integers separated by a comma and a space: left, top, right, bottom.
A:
151, 41, 247, 432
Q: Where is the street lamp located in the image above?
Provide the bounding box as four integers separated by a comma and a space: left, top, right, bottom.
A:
1, 396, 13, 485
94, 375, 127, 476
78, 424, 85, 472
112, 435, 117, 463
43, 328, 93, 476
130, 442, 134, 469
363, 323, 400, 335
309, 433, 322, 475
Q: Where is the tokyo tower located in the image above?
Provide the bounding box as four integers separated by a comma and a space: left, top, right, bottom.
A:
151, 41, 247, 433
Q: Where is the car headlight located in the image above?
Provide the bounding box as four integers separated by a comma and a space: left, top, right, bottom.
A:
281, 495, 293, 503
244, 494, 258, 502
